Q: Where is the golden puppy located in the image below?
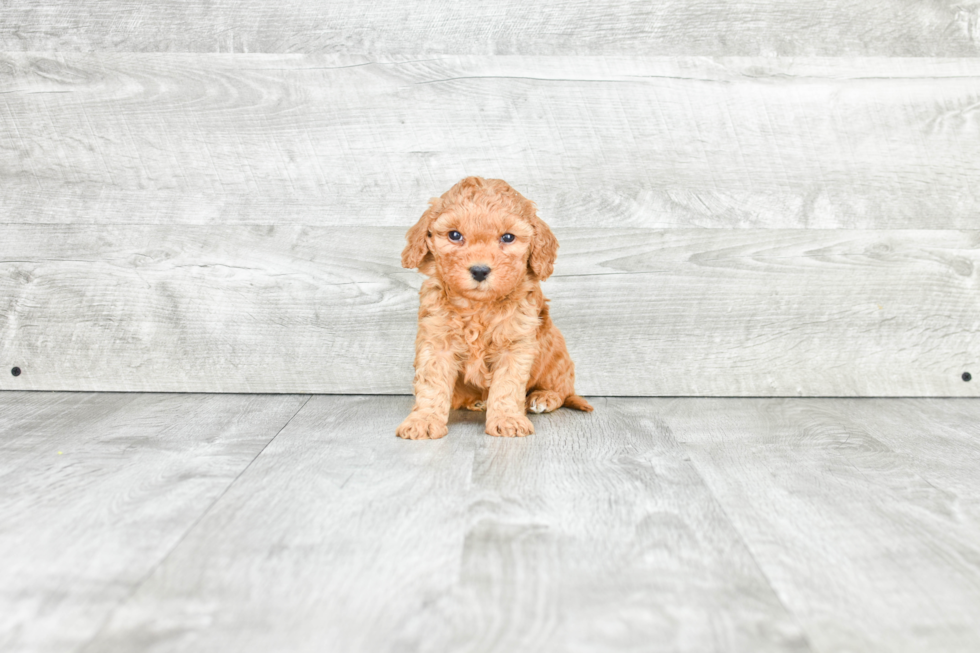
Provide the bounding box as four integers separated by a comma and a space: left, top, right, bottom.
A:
397, 176, 593, 440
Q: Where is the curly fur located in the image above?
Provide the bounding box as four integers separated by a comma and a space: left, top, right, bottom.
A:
397, 176, 592, 440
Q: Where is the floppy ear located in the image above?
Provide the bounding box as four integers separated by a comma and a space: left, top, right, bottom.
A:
401, 198, 441, 269
528, 212, 559, 281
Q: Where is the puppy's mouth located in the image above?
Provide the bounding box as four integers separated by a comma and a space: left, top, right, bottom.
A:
455, 277, 494, 298
468, 280, 492, 294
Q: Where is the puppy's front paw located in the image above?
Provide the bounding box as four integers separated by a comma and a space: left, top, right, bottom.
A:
526, 390, 562, 414
486, 413, 534, 438
396, 413, 449, 440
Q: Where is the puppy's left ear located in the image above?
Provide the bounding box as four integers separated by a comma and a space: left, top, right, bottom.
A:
528, 210, 559, 281
402, 198, 441, 269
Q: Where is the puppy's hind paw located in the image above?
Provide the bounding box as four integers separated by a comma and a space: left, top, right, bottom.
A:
526, 390, 562, 414
396, 413, 449, 440
486, 414, 534, 438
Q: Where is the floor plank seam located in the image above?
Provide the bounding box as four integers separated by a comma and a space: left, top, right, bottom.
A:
72, 394, 314, 653
680, 442, 819, 653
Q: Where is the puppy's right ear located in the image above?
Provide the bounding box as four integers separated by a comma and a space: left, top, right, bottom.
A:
401, 198, 441, 269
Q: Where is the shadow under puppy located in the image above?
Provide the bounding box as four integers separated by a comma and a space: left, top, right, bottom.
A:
397, 176, 593, 440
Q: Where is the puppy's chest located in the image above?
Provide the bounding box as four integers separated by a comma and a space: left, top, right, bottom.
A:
458, 316, 503, 388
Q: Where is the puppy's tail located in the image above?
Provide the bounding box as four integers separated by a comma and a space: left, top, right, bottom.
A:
563, 394, 594, 412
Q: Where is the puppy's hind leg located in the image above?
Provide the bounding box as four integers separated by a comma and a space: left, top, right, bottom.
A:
525, 389, 563, 414
452, 379, 487, 412
527, 328, 593, 413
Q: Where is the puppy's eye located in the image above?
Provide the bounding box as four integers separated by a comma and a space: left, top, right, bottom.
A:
500, 233, 515, 243
448, 230, 463, 242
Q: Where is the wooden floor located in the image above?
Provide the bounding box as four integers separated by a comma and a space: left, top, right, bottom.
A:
3, 393, 980, 652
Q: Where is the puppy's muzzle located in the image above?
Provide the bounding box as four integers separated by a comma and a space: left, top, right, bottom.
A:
469, 265, 491, 282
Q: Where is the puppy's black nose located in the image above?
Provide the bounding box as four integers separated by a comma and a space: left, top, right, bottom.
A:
469, 265, 491, 282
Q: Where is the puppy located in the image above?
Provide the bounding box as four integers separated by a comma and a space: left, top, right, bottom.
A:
397, 176, 593, 440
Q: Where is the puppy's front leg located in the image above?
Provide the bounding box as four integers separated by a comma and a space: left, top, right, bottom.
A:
485, 346, 536, 438
397, 325, 461, 440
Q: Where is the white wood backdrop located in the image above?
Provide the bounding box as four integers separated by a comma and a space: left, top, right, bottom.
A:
2, 223, 977, 395
2, 56, 980, 230
1, 10, 979, 396
2, 1, 979, 55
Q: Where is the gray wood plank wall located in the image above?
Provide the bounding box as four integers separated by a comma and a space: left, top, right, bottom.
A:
1, 226, 977, 395
1, 5, 978, 396
2, 56, 979, 230
3, 1, 979, 55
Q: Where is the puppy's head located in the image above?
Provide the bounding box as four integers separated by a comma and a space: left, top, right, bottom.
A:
402, 177, 558, 300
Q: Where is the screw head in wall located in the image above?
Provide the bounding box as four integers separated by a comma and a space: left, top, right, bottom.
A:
11, 367, 21, 377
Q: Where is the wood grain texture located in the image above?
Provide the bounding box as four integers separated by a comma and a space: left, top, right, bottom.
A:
83, 395, 809, 653
0, 391, 309, 653
83, 395, 483, 653
395, 401, 809, 652
657, 397, 980, 652
839, 399, 980, 514
2, 0, 979, 56
2, 225, 977, 396
2, 55, 980, 229
7, 393, 980, 651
